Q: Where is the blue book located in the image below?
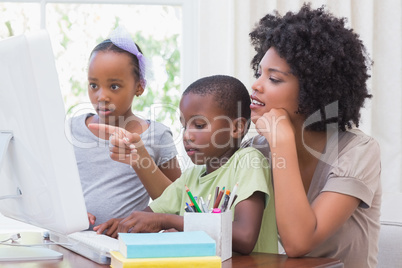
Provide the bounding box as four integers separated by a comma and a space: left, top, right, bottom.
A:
118, 231, 216, 259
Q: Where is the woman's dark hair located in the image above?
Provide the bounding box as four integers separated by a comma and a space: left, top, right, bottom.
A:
250, 3, 373, 131
89, 39, 143, 84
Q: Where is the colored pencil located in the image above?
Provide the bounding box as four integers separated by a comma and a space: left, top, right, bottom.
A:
185, 185, 202, 213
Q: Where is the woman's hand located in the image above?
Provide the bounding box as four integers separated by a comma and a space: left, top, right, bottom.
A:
255, 108, 295, 148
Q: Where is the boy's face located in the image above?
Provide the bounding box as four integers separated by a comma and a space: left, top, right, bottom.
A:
180, 93, 234, 166
87, 51, 143, 125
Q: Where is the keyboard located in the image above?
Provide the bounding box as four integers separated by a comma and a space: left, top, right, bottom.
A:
49, 230, 119, 264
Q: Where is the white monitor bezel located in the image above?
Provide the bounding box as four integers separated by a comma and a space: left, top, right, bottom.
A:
0, 30, 88, 235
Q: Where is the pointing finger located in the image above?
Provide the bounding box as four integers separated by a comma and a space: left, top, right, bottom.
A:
88, 123, 128, 136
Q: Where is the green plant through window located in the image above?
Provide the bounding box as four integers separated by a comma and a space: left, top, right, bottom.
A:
0, 3, 182, 129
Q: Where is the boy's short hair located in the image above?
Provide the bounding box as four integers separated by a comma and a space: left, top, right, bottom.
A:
183, 75, 251, 122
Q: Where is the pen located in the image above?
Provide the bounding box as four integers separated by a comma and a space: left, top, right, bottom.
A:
194, 196, 198, 208
213, 186, 219, 205
227, 182, 238, 211
213, 187, 225, 208
207, 194, 212, 210
221, 190, 231, 212
186, 202, 194, 212
185, 185, 202, 213
230, 194, 238, 209
200, 196, 208, 213
189, 202, 196, 212
184, 206, 192, 212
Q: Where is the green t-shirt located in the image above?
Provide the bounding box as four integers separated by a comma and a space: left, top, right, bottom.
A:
150, 147, 278, 253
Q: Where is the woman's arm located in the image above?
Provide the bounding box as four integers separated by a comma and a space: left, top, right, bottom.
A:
256, 109, 360, 257
271, 139, 359, 256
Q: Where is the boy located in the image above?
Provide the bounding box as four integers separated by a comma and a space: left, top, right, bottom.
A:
93, 75, 278, 254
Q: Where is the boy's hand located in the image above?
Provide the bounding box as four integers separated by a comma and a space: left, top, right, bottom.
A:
93, 218, 123, 238
87, 212, 96, 226
88, 124, 144, 166
162, 228, 179, 232
117, 211, 164, 234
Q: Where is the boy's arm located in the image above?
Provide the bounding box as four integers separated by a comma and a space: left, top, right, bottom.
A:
88, 123, 181, 199
232, 191, 265, 255
94, 171, 184, 237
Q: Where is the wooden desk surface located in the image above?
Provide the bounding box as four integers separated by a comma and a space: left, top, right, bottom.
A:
1, 245, 343, 268
224, 253, 343, 268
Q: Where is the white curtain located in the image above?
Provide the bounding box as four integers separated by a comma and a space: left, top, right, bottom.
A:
197, 0, 402, 193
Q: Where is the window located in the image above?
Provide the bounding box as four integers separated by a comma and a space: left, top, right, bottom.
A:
0, 0, 198, 132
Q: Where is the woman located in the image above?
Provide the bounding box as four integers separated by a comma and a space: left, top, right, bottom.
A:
245, 4, 381, 267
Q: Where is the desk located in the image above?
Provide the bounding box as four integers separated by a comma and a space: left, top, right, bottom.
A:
224, 253, 343, 268
0, 216, 343, 267
1, 245, 343, 268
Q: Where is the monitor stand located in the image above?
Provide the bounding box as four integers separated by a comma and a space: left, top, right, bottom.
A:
0, 247, 63, 261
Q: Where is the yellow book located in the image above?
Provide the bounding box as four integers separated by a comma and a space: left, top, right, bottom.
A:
110, 251, 221, 268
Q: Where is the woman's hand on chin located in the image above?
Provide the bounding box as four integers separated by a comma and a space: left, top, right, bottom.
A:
255, 108, 295, 146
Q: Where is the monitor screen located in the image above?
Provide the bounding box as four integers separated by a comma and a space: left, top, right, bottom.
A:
0, 30, 88, 235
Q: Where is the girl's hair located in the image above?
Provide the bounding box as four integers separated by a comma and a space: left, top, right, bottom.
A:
89, 39, 143, 86
250, 3, 373, 131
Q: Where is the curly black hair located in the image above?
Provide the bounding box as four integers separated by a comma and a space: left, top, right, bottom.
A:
249, 3, 373, 131
183, 75, 251, 122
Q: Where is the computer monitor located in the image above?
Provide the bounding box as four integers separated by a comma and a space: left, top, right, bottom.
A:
0, 30, 88, 238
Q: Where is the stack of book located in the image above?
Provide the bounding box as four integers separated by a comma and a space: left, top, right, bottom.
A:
110, 231, 222, 268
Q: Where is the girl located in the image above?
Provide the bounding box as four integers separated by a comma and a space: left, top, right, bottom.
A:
246, 4, 381, 267
69, 26, 181, 230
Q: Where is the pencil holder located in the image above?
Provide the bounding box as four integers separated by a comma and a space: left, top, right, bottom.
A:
183, 210, 232, 261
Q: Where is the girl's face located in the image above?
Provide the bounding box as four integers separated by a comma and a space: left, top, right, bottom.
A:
87, 51, 143, 125
180, 93, 234, 168
250, 47, 300, 123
